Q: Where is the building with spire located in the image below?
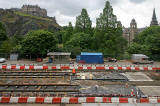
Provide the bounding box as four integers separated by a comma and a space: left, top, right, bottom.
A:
150, 8, 158, 26
123, 8, 159, 46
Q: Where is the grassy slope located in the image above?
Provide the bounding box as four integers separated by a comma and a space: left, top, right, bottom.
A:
14, 11, 53, 22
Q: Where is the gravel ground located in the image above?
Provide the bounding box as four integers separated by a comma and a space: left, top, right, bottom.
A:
1, 60, 160, 66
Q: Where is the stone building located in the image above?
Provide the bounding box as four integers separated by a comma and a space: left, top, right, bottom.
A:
123, 19, 139, 45
22, 5, 47, 17
123, 8, 159, 46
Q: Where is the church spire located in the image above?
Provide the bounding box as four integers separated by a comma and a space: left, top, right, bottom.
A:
150, 8, 158, 26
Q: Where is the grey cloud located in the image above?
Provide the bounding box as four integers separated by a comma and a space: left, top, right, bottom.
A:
0, 0, 121, 16
0, 0, 158, 27
129, 0, 147, 4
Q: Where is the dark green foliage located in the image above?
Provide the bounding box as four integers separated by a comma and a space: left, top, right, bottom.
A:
62, 22, 73, 44
75, 8, 92, 34
128, 26, 160, 60
96, 1, 122, 30
0, 39, 16, 53
93, 27, 127, 57
93, 1, 126, 57
0, 1, 128, 59
21, 30, 58, 57
0, 22, 7, 43
66, 32, 92, 50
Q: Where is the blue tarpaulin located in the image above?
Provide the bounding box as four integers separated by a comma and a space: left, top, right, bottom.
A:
78, 52, 104, 64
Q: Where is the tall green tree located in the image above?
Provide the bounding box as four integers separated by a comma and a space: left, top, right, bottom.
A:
96, 1, 122, 30
93, 1, 126, 57
21, 30, 58, 57
75, 8, 92, 34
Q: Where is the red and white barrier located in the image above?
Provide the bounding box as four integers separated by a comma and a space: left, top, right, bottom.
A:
0, 97, 159, 104
0, 65, 160, 71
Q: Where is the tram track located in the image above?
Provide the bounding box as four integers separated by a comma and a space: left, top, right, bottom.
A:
0, 84, 80, 93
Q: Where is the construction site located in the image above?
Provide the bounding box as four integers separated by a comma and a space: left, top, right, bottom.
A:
0, 62, 160, 106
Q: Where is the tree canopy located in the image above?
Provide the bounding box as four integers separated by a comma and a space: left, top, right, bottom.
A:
21, 30, 58, 57
96, 1, 122, 30
93, 1, 126, 57
0, 22, 7, 43
75, 8, 92, 34
128, 26, 160, 60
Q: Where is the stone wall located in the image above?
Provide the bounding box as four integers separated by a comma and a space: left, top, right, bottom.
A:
22, 5, 47, 17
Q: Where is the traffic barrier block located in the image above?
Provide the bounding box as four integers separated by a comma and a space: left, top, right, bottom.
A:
2, 65, 7, 69
27, 97, 36, 103
126, 67, 131, 70
20, 66, 25, 70
44, 97, 53, 103
111, 98, 119, 103
114, 67, 118, 70
69, 97, 78, 104
52, 97, 61, 103
35, 97, 44, 103
109, 67, 114, 70
29, 66, 34, 70
78, 97, 86, 103
52, 66, 57, 69
118, 67, 122, 70
152, 67, 157, 70
86, 97, 95, 103
122, 67, 126, 70
103, 97, 112, 103
119, 98, 128, 103
135, 67, 140, 70
149, 98, 158, 103
78, 67, 83, 70
18, 97, 28, 103
87, 67, 92, 70
1, 97, 10, 103
61, 66, 70, 70
11, 65, 16, 69
156, 68, 160, 70
96, 67, 105, 70
10, 97, 19, 103
61, 97, 70, 103
140, 98, 149, 103
95, 97, 103, 103
144, 67, 148, 70
43, 66, 48, 70
148, 67, 153, 70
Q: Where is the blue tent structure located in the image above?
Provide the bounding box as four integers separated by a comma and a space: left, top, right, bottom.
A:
77, 52, 104, 64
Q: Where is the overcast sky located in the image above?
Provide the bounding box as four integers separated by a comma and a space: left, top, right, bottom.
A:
0, 0, 159, 28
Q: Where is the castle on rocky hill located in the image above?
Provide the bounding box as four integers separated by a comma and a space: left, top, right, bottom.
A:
10, 5, 48, 17
123, 8, 159, 46
21, 5, 47, 17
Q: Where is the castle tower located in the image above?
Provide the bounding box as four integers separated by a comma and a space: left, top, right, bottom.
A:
150, 8, 158, 26
129, 19, 138, 45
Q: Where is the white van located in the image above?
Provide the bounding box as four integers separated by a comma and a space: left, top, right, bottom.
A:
131, 54, 153, 64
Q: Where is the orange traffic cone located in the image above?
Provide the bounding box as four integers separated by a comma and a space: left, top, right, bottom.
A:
72, 69, 76, 74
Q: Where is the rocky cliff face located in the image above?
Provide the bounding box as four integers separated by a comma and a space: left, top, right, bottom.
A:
0, 9, 61, 37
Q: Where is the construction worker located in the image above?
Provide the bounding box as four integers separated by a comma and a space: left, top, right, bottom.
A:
72, 69, 76, 74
